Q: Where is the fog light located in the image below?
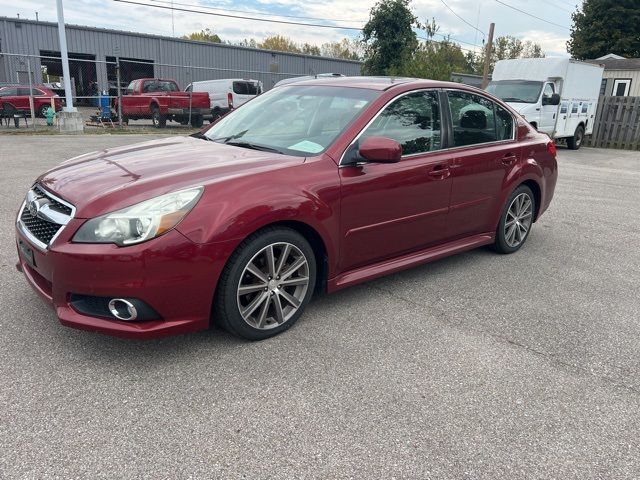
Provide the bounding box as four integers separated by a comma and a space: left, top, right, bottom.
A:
108, 298, 138, 321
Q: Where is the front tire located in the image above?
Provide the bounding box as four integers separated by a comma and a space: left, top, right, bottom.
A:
38, 104, 50, 118
214, 227, 316, 340
494, 185, 535, 254
566, 125, 584, 150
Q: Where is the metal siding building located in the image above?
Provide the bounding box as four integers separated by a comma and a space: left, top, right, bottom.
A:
0, 16, 362, 92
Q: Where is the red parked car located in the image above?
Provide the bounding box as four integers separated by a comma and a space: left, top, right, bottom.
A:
15, 77, 557, 340
0, 84, 62, 117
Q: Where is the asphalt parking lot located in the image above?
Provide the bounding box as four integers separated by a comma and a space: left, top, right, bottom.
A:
1, 135, 639, 479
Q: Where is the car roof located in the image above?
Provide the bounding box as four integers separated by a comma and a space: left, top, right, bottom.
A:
280, 76, 477, 92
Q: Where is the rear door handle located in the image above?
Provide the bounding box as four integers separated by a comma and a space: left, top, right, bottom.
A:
501, 153, 518, 165
428, 165, 450, 179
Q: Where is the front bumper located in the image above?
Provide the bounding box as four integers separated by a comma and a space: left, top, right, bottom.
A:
15, 221, 237, 339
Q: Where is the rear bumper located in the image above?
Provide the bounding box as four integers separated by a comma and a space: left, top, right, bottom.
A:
15, 224, 237, 339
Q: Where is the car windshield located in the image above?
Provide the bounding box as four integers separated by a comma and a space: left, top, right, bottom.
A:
204, 85, 379, 156
486, 80, 543, 104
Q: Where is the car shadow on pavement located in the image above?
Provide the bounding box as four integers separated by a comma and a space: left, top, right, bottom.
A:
37, 247, 500, 363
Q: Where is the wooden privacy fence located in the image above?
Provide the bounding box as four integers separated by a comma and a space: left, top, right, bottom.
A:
587, 96, 640, 150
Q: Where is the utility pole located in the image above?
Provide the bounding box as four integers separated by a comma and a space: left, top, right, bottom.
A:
56, 0, 83, 131
56, 0, 76, 112
481, 22, 495, 90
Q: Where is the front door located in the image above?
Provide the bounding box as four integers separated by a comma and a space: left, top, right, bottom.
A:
539, 82, 558, 136
339, 90, 452, 272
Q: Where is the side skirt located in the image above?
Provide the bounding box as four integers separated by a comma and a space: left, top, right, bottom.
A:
327, 233, 495, 293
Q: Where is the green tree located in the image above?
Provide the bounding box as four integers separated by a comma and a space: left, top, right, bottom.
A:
568, 0, 640, 59
258, 35, 302, 53
321, 39, 363, 61
465, 36, 545, 75
361, 0, 419, 75
183, 28, 221, 43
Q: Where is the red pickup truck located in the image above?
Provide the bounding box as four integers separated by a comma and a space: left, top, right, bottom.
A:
116, 78, 209, 128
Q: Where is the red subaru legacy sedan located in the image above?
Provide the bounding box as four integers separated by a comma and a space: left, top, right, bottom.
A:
15, 77, 557, 340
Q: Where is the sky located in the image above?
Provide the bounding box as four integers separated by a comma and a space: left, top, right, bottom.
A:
0, 0, 577, 57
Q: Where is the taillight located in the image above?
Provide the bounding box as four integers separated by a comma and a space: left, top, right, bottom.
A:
227, 92, 233, 109
547, 140, 557, 157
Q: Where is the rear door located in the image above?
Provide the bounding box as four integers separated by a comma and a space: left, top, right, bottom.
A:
0, 87, 22, 111
0, 87, 18, 111
445, 89, 519, 238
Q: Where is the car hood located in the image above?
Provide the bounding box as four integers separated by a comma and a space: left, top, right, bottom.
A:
505, 102, 536, 114
38, 136, 304, 218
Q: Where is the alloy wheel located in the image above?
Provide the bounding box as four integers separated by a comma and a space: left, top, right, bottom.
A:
236, 242, 310, 330
504, 193, 533, 248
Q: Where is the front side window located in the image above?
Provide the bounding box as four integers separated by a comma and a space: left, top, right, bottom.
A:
233, 82, 259, 95
542, 83, 555, 101
359, 91, 442, 155
448, 91, 511, 147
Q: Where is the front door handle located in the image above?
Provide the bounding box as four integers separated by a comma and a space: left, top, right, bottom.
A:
428, 165, 450, 179
501, 153, 518, 165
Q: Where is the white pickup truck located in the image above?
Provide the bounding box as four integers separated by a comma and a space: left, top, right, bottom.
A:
486, 58, 604, 149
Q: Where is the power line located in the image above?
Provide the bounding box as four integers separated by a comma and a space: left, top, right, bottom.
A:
114, 0, 484, 51
536, 0, 572, 14
493, 0, 570, 30
417, 37, 477, 54
145, 0, 363, 25
439, 0, 486, 37
113, 0, 363, 30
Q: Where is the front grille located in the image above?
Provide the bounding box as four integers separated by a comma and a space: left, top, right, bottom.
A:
18, 185, 74, 247
33, 185, 72, 215
20, 207, 62, 245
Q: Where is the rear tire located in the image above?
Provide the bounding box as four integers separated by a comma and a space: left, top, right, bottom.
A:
493, 185, 536, 254
566, 125, 584, 150
151, 106, 166, 128
214, 227, 316, 340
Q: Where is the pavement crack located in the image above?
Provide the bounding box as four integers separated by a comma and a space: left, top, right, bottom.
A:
369, 284, 640, 397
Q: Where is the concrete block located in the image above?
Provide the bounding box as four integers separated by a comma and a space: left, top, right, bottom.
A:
57, 111, 84, 133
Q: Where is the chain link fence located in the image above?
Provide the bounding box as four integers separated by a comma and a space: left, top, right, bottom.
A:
0, 52, 314, 132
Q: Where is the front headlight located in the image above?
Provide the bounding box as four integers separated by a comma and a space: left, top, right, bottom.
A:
73, 187, 203, 246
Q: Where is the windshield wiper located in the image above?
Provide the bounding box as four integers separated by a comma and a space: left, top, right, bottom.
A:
501, 97, 529, 103
208, 130, 249, 143
226, 141, 285, 154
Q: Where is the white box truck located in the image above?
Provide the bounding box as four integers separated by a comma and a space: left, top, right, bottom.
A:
486, 58, 604, 149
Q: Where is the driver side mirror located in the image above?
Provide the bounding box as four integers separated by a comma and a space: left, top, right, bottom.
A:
358, 136, 402, 163
543, 93, 561, 106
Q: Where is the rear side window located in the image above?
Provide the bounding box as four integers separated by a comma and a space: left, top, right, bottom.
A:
448, 91, 512, 147
0, 87, 18, 97
360, 90, 442, 155
233, 81, 259, 95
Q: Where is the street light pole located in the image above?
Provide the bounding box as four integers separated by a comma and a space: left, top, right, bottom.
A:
56, 0, 76, 112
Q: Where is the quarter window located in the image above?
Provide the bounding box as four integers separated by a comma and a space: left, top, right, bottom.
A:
447, 91, 512, 147
360, 91, 442, 155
